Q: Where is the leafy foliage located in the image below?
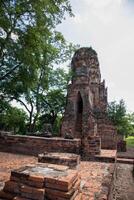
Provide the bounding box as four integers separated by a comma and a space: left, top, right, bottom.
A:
0, 0, 73, 82
108, 100, 134, 137
125, 136, 134, 147
0, 0, 77, 133
0, 104, 28, 134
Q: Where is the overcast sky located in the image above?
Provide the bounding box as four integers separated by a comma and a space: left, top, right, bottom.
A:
57, 0, 134, 112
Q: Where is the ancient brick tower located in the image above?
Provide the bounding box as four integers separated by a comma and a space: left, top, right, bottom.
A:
61, 47, 117, 156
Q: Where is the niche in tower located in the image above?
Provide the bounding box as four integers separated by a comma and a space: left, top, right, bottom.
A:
75, 92, 83, 138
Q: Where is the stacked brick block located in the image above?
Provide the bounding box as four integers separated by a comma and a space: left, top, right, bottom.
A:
83, 136, 101, 157
38, 153, 80, 169
97, 123, 117, 149
0, 163, 82, 200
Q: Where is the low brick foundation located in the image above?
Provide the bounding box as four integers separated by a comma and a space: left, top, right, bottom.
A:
0, 135, 81, 156
38, 152, 80, 169
95, 150, 117, 163
0, 163, 81, 200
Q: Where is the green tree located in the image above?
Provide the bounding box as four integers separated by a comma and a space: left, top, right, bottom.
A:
108, 100, 134, 137
39, 67, 71, 129
0, 105, 28, 134
107, 99, 126, 127
0, 0, 73, 82
0, 0, 76, 133
14, 67, 71, 133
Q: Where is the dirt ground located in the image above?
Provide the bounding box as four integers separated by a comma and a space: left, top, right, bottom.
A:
0, 152, 37, 189
112, 163, 134, 200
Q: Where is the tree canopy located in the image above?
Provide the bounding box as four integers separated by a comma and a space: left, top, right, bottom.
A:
0, 0, 73, 81
0, 0, 77, 134
108, 100, 134, 137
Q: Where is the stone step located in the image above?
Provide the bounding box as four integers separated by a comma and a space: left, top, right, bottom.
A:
38, 152, 80, 169
117, 155, 134, 159
117, 158, 134, 164
94, 150, 117, 163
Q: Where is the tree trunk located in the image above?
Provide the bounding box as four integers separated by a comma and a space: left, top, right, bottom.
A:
32, 113, 39, 133
29, 111, 33, 133
51, 112, 57, 127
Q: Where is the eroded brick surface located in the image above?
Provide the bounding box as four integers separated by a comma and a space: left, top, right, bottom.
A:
61, 47, 117, 155
0, 162, 81, 200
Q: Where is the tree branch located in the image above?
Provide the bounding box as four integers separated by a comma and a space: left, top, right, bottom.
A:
13, 97, 31, 114
0, 63, 21, 81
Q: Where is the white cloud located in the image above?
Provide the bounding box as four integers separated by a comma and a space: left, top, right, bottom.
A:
57, 0, 134, 112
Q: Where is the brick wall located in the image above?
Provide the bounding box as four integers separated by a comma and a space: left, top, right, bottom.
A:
82, 136, 101, 157
0, 135, 81, 156
97, 123, 117, 149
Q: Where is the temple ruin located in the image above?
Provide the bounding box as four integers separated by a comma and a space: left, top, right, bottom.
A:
61, 47, 117, 156
0, 47, 131, 200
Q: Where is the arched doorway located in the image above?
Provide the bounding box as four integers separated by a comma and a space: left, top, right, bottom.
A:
75, 92, 83, 138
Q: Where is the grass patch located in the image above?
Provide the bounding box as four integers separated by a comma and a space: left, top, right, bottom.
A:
125, 136, 134, 147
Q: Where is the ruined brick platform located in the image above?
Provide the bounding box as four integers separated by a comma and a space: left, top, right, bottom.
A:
0, 152, 118, 200
0, 163, 81, 200
38, 153, 80, 169
94, 150, 117, 163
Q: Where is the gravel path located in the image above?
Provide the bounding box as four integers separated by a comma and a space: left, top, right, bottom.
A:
113, 163, 134, 200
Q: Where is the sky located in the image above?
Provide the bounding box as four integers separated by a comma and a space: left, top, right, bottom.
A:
57, 0, 134, 112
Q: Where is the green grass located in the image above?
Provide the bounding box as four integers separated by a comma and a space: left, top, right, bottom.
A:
125, 136, 134, 147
